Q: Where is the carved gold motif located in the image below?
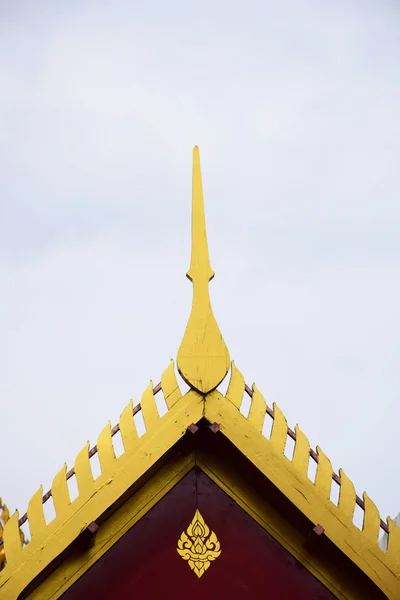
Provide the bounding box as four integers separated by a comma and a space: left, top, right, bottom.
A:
177, 509, 221, 577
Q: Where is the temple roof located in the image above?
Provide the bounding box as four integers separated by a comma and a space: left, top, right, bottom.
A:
0, 148, 399, 599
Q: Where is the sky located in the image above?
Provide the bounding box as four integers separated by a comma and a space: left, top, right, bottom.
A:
1, 0, 400, 537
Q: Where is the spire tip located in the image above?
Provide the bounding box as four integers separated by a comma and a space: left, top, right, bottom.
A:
177, 148, 230, 394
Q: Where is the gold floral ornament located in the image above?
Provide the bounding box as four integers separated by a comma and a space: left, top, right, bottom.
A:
177, 509, 221, 578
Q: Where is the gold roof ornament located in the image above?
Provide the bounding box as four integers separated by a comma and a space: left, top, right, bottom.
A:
0, 499, 26, 572
177, 146, 230, 394
0, 147, 399, 599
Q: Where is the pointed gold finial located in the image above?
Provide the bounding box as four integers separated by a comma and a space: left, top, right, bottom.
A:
177, 146, 230, 394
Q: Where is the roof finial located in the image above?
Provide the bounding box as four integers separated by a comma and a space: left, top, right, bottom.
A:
177, 146, 230, 394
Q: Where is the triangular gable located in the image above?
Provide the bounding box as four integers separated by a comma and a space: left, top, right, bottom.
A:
1, 147, 399, 600
6, 414, 386, 600
46, 471, 338, 600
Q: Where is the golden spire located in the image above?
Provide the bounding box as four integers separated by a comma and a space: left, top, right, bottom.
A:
177, 146, 230, 394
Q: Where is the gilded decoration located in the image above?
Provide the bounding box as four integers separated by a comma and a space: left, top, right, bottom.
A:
177, 509, 221, 577
0, 499, 26, 571
177, 146, 230, 394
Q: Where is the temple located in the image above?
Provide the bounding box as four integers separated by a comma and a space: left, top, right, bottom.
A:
1, 147, 399, 599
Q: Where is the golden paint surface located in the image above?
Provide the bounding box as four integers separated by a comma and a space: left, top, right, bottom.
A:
177, 146, 230, 393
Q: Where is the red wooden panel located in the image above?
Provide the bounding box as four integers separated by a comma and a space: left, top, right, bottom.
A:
61, 470, 335, 599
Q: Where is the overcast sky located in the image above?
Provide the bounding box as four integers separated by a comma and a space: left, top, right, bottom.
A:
1, 0, 400, 535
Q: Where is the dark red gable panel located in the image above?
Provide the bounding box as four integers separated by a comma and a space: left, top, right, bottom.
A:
61, 469, 335, 599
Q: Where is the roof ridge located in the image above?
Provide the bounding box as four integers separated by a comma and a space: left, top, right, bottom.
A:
1, 373, 389, 549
